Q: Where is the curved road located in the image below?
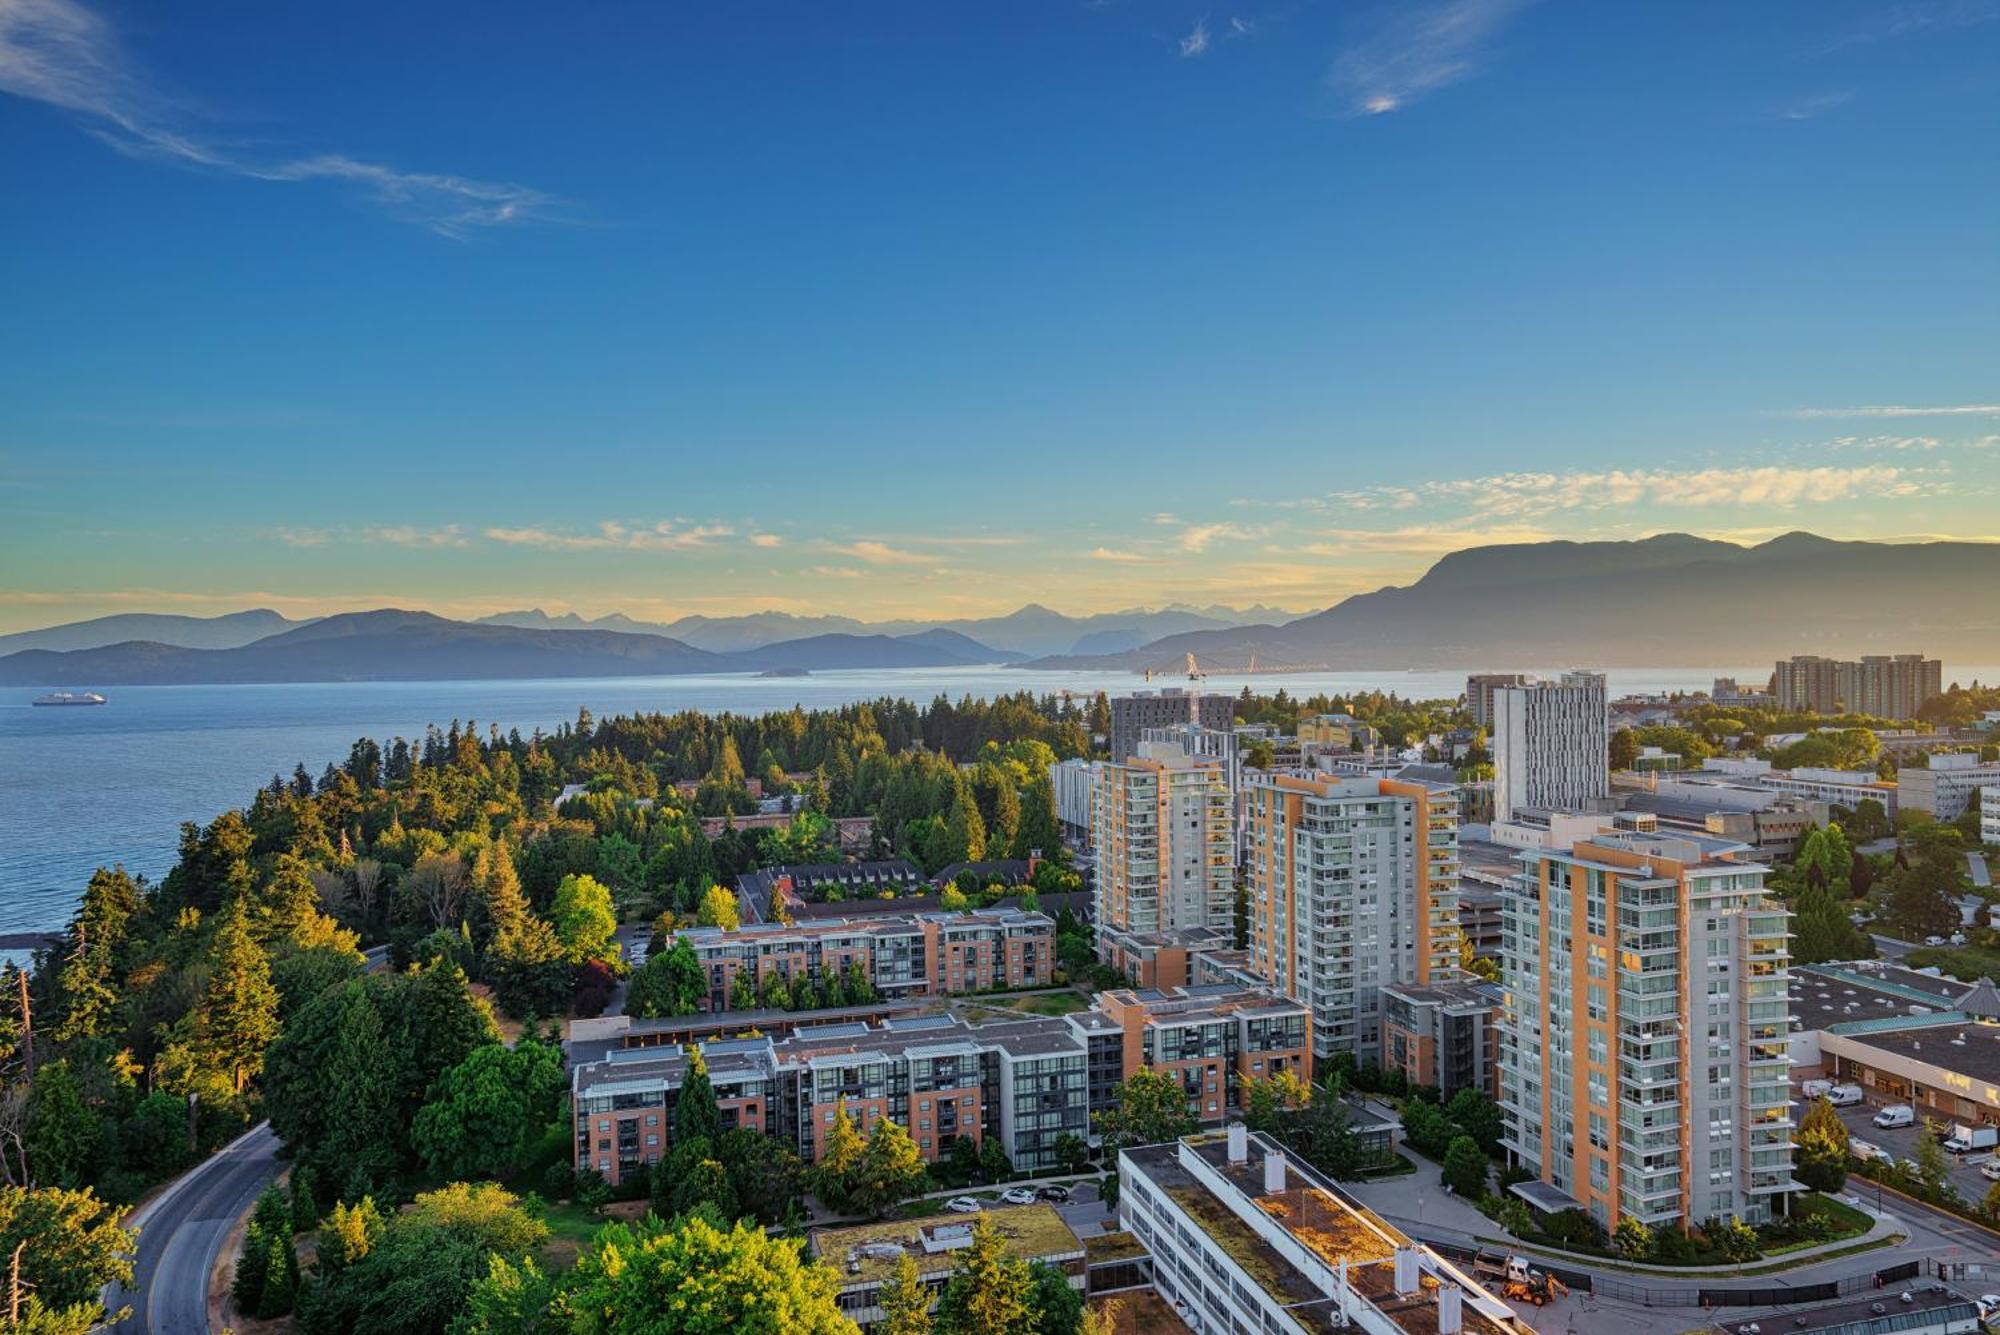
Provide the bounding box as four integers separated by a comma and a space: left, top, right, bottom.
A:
108, 1122, 281, 1335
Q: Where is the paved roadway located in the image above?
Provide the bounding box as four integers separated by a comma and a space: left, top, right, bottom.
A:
107, 1122, 282, 1335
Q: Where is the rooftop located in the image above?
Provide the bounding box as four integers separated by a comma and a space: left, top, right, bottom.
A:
809, 1203, 1082, 1288
1717, 1284, 1976, 1335
1833, 1016, 2000, 1085
1790, 963, 1975, 1035
1125, 1136, 1520, 1335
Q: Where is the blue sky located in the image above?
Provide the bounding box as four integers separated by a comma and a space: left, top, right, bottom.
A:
1, 0, 1996, 631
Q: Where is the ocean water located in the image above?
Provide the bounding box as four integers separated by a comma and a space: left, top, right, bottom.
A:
0, 662, 1970, 937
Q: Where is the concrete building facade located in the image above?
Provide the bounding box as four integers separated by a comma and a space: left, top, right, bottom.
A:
1492, 671, 1609, 824
1498, 829, 1795, 1230
1244, 770, 1462, 1061
1090, 737, 1235, 936
1108, 688, 1236, 763
1466, 673, 1531, 729
1380, 979, 1503, 1100
1898, 752, 2000, 821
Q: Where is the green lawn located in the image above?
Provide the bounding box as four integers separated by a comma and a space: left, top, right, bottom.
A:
537, 1199, 606, 1247
984, 990, 1093, 1017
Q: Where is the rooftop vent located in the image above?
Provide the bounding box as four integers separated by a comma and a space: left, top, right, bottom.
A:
1393, 1247, 1420, 1297
1264, 1151, 1286, 1194
1228, 1123, 1248, 1164
1438, 1285, 1464, 1334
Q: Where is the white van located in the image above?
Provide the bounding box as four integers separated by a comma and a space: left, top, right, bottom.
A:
1801, 1078, 1834, 1100
1873, 1105, 1915, 1129
1826, 1084, 1865, 1107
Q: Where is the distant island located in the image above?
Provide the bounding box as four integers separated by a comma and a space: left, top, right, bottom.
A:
758, 666, 811, 678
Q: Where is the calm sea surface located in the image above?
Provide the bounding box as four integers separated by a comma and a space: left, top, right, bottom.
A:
5, 663, 1992, 937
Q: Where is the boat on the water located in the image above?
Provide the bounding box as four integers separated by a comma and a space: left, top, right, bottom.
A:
31, 692, 107, 707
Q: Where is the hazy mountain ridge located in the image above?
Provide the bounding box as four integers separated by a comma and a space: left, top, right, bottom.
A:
0, 608, 308, 654
1024, 533, 2000, 671
475, 602, 1278, 656
0, 613, 1022, 685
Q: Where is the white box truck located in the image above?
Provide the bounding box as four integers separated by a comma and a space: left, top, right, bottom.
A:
1943, 1123, 1999, 1155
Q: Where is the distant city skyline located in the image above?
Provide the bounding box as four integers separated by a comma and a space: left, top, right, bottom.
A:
3, 1, 1997, 632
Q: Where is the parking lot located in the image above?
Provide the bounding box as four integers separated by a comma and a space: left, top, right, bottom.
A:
1832, 1101, 1997, 1205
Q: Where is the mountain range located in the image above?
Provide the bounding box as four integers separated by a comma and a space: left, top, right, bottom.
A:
1025, 532, 2000, 671
474, 603, 1285, 657
7, 534, 1997, 686
0, 610, 1026, 686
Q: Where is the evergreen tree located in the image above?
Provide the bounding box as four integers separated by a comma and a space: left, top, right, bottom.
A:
1011, 775, 1061, 860
942, 780, 987, 866
199, 900, 281, 1093
813, 1103, 865, 1211
853, 1117, 927, 1217
290, 1162, 319, 1234
322, 1196, 386, 1275
257, 1227, 298, 1318
23, 1062, 98, 1189
674, 1047, 723, 1145
321, 984, 402, 1195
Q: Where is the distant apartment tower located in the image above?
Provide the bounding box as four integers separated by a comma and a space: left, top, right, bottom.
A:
1244, 770, 1462, 1060
1773, 654, 1941, 719
1498, 829, 1794, 1231
1465, 673, 1531, 729
1492, 671, 1609, 824
1090, 738, 1235, 935
1049, 757, 1099, 840
1108, 688, 1236, 763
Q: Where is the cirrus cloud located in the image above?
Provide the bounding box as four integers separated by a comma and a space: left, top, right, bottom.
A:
484, 521, 734, 551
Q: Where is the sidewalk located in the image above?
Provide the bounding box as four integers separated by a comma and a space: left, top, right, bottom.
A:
1342, 1148, 1904, 1279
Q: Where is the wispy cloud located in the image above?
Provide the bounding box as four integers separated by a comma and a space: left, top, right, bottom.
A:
748, 533, 784, 549
1088, 547, 1150, 563
1293, 523, 1558, 557
824, 540, 929, 566
1431, 464, 1924, 517
368, 524, 468, 549
1811, 0, 2000, 56
1178, 521, 1260, 552
484, 521, 734, 552
1328, 0, 1530, 116
1773, 403, 2000, 419
1778, 90, 1854, 120
0, 0, 561, 235
1228, 16, 1256, 38
1180, 17, 1211, 57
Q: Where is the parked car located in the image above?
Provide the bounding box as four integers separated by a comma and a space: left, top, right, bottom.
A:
1924, 935, 1946, 947
1036, 1185, 1073, 1203
1849, 1138, 1884, 1163
1981, 1159, 2000, 1181
945, 1196, 983, 1214
1000, 1188, 1038, 1206
1873, 1105, 1915, 1129
1801, 1078, 1835, 1100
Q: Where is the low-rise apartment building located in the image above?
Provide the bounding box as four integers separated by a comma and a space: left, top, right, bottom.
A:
1380, 979, 1503, 1100
570, 982, 1308, 1186
1120, 1128, 1530, 1335
675, 908, 1055, 1010
1499, 828, 1795, 1231
1985, 786, 2000, 846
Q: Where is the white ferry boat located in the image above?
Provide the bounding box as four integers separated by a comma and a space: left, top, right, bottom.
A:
31, 691, 107, 707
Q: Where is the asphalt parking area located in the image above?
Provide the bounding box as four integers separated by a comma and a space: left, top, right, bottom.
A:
1833, 1103, 1997, 1205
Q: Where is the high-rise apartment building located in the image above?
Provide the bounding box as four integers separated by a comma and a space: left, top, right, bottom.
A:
1244, 770, 1461, 1060
1492, 671, 1609, 824
1772, 654, 1941, 719
1108, 688, 1236, 763
1090, 737, 1235, 935
1498, 829, 1794, 1231
1465, 673, 1531, 729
